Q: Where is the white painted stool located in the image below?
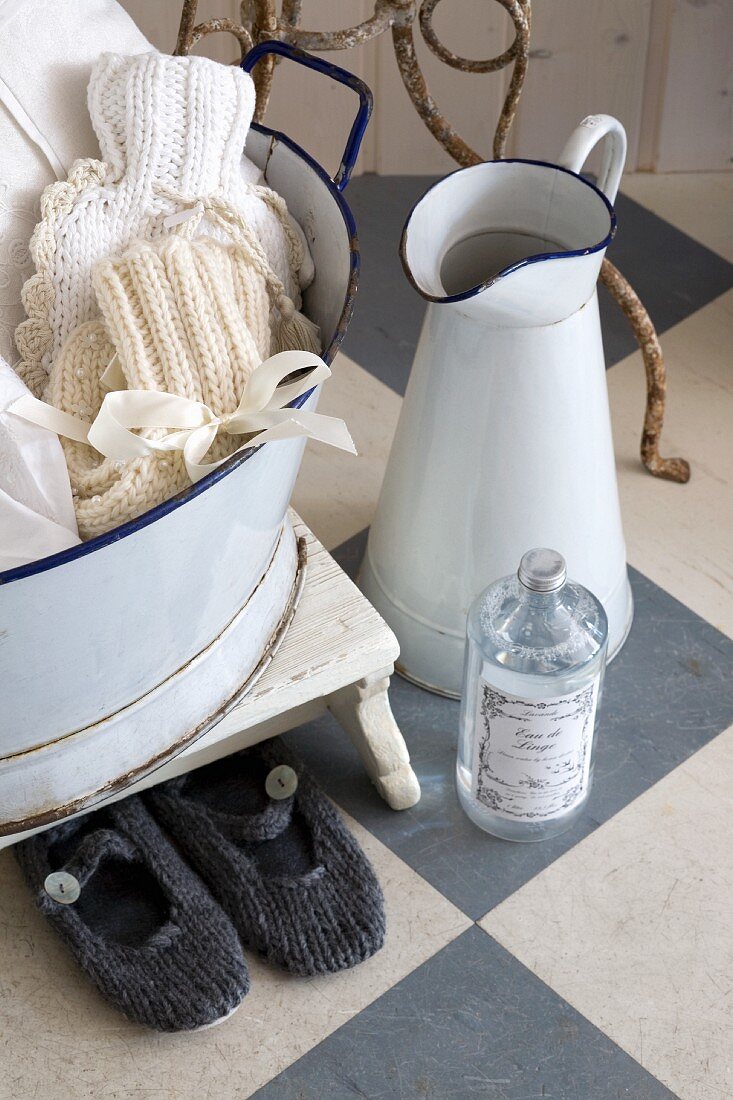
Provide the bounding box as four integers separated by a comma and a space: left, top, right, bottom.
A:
0, 514, 420, 850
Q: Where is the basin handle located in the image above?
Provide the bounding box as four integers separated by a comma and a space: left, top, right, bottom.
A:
558, 115, 627, 205
242, 40, 373, 193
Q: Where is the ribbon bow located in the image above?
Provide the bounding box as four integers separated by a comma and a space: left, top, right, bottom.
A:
10, 350, 356, 483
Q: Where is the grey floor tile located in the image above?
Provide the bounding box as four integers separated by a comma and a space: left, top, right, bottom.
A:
329, 524, 369, 581
254, 926, 676, 1100
342, 175, 425, 394
285, 556, 733, 920
341, 174, 733, 394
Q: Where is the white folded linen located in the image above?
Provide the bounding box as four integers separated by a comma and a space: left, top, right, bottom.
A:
0, 0, 149, 364
0, 356, 79, 570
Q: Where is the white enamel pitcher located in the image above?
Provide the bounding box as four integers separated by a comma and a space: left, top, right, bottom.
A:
361, 114, 633, 698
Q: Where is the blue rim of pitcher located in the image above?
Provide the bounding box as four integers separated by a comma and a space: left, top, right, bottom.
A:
0, 123, 360, 587
399, 159, 617, 305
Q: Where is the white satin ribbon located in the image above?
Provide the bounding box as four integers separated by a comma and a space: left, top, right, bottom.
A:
9, 350, 356, 483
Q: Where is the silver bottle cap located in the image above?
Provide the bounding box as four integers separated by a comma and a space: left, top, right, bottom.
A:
518, 548, 567, 593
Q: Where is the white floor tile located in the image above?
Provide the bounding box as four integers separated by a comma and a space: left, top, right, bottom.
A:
291, 353, 402, 552
609, 289, 733, 637
480, 723, 733, 1100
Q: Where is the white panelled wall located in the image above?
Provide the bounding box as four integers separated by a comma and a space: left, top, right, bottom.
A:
122, 0, 732, 173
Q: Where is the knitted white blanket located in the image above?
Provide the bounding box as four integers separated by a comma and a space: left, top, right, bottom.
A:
15, 51, 314, 398
0, 0, 148, 365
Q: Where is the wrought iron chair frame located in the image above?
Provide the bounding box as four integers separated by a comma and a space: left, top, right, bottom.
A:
175, 0, 689, 482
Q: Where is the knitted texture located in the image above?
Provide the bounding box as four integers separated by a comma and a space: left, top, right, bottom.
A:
146, 740, 386, 977
15, 795, 250, 1032
0, 0, 150, 365
46, 220, 320, 540
14, 50, 314, 397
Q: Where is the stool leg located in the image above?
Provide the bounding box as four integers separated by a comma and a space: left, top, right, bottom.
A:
327, 667, 421, 810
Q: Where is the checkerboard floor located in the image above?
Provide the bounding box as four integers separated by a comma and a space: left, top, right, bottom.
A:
1, 173, 730, 1100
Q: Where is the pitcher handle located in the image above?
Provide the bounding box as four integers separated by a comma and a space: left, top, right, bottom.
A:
558, 115, 627, 205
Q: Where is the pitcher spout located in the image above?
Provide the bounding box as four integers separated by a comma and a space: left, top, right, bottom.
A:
401, 117, 626, 328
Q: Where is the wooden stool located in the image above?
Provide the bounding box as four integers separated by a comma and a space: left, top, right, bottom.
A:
0, 514, 420, 850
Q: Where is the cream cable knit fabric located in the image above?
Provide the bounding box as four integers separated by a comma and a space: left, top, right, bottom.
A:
15, 51, 313, 398
48, 225, 320, 541
157, 190, 321, 357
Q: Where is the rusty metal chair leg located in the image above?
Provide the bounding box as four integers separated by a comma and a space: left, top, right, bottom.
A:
601, 259, 690, 483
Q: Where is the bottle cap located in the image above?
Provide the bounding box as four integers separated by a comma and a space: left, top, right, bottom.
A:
518, 548, 567, 593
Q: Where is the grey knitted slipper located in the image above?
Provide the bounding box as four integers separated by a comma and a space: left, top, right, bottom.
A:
146, 741, 386, 976
14, 795, 249, 1032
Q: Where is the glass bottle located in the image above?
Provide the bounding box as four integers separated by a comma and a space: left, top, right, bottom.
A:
456, 548, 608, 842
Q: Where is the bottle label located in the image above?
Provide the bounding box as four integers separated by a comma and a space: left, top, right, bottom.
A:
471, 676, 600, 821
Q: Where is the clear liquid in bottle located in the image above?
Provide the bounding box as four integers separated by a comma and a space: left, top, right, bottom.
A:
456, 548, 608, 842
